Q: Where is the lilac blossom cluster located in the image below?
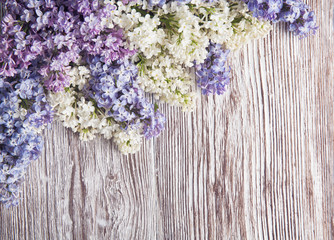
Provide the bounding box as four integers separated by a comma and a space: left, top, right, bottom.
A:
16, 69, 54, 129
87, 57, 165, 139
196, 43, 230, 95
1, 0, 135, 92
0, 72, 51, 207
244, 0, 318, 37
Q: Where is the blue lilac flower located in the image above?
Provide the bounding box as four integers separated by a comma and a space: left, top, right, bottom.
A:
148, 0, 167, 7
245, 0, 283, 21
87, 57, 165, 139
196, 43, 230, 95
142, 111, 165, 139
244, 0, 318, 38
0, 74, 50, 207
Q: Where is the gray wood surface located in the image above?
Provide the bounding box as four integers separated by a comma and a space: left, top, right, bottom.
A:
1, 1, 333, 239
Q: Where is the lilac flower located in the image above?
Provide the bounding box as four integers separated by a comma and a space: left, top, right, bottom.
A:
287, 8, 317, 38
122, 0, 138, 4
21, 9, 35, 23
244, 0, 318, 37
196, 42, 230, 95
148, 0, 167, 7
27, 0, 43, 9
86, 57, 165, 138
0, 74, 52, 207
15, 69, 54, 128
1, 0, 135, 92
143, 111, 165, 139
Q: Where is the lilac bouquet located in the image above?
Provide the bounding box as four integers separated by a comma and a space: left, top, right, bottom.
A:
0, 0, 317, 207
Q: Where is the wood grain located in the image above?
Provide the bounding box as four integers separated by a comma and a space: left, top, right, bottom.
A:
1, 1, 333, 239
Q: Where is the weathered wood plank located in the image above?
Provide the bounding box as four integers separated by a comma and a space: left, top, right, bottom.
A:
0, 1, 333, 239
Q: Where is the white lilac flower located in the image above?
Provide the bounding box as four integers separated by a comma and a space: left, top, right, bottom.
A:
103, 1, 272, 110
114, 128, 143, 154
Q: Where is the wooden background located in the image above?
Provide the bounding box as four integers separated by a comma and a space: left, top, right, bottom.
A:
1, 1, 333, 239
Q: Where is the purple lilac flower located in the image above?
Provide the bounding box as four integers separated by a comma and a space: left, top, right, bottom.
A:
196, 42, 230, 95
1, 0, 135, 92
122, 0, 138, 4
87, 57, 165, 139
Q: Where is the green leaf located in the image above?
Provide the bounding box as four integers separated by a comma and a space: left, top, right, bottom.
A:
154, 103, 159, 112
